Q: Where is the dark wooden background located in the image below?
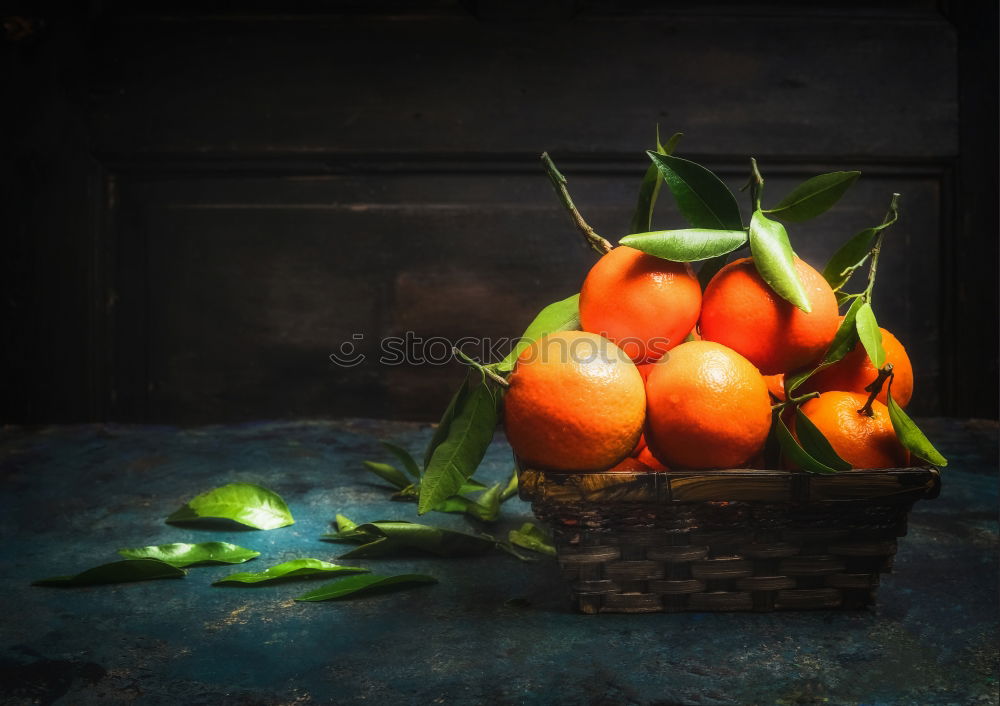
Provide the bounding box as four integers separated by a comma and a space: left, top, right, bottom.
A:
3, 1, 997, 424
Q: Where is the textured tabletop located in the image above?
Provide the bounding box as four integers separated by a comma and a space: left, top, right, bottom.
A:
1, 418, 997, 705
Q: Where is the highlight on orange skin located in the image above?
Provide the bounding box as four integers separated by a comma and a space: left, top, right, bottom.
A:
699, 257, 839, 375
580, 246, 702, 364
504, 331, 646, 472
645, 340, 772, 469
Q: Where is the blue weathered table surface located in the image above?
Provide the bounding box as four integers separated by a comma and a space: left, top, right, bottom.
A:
1, 418, 997, 705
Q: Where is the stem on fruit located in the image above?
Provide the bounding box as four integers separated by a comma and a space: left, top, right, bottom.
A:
789, 390, 820, 405
771, 390, 819, 412
748, 157, 764, 212
453, 347, 510, 388
540, 152, 613, 255
857, 363, 894, 416
861, 193, 900, 302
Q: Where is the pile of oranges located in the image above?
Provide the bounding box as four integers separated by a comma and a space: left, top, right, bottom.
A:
504, 246, 913, 473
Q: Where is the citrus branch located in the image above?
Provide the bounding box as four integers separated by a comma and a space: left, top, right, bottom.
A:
748, 157, 764, 212
857, 363, 894, 416
861, 193, 900, 302
541, 152, 613, 255
453, 347, 510, 388
772, 390, 820, 412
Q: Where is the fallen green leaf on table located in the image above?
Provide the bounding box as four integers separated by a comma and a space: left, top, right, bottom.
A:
213, 559, 369, 586
363, 444, 497, 522
33, 559, 186, 587
499, 469, 518, 503
363, 461, 411, 490
508, 522, 556, 557
167, 482, 294, 530
295, 573, 437, 602
117, 541, 260, 567
323, 516, 504, 558
380, 441, 422, 480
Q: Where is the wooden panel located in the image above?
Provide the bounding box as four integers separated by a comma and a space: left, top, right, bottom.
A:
89, 11, 956, 158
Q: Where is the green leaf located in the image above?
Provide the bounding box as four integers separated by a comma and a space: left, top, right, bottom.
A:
323, 520, 502, 558
823, 297, 864, 364
497, 293, 580, 373
381, 441, 422, 480
418, 378, 499, 514
117, 542, 260, 567
764, 171, 860, 223
33, 559, 186, 587
508, 522, 556, 557
887, 390, 948, 467
423, 374, 470, 468
499, 469, 519, 503
335, 513, 359, 533
794, 408, 852, 471
460, 479, 489, 493
428, 483, 502, 522
647, 152, 743, 230
166, 483, 294, 530
295, 573, 437, 602
785, 297, 864, 395
748, 210, 811, 312
213, 559, 369, 586
774, 414, 838, 474
363, 461, 410, 490
629, 129, 682, 234
822, 228, 877, 291
855, 302, 886, 369
822, 195, 899, 291
619, 229, 747, 263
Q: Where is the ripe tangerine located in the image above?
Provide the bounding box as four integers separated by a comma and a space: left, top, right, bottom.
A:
795, 391, 908, 469
645, 340, 772, 469
504, 331, 646, 471
699, 257, 839, 375
580, 246, 701, 363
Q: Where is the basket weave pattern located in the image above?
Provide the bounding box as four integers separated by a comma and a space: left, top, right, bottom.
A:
519, 468, 940, 614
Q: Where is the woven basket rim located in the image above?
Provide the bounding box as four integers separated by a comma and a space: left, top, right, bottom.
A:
518, 466, 941, 504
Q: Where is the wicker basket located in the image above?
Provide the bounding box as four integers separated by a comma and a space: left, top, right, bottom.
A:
518, 467, 940, 613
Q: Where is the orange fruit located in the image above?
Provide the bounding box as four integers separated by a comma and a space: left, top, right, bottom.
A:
645, 341, 772, 469
699, 257, 839, 375
795, 391, 908, 469
799, 326, 913, 408
764, 373, 785, 401
630, 432, 648, 455
580, 246, 701, 363
607, 457, 653, 473
504, 331, 645, 471
635, 445, 669, 471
